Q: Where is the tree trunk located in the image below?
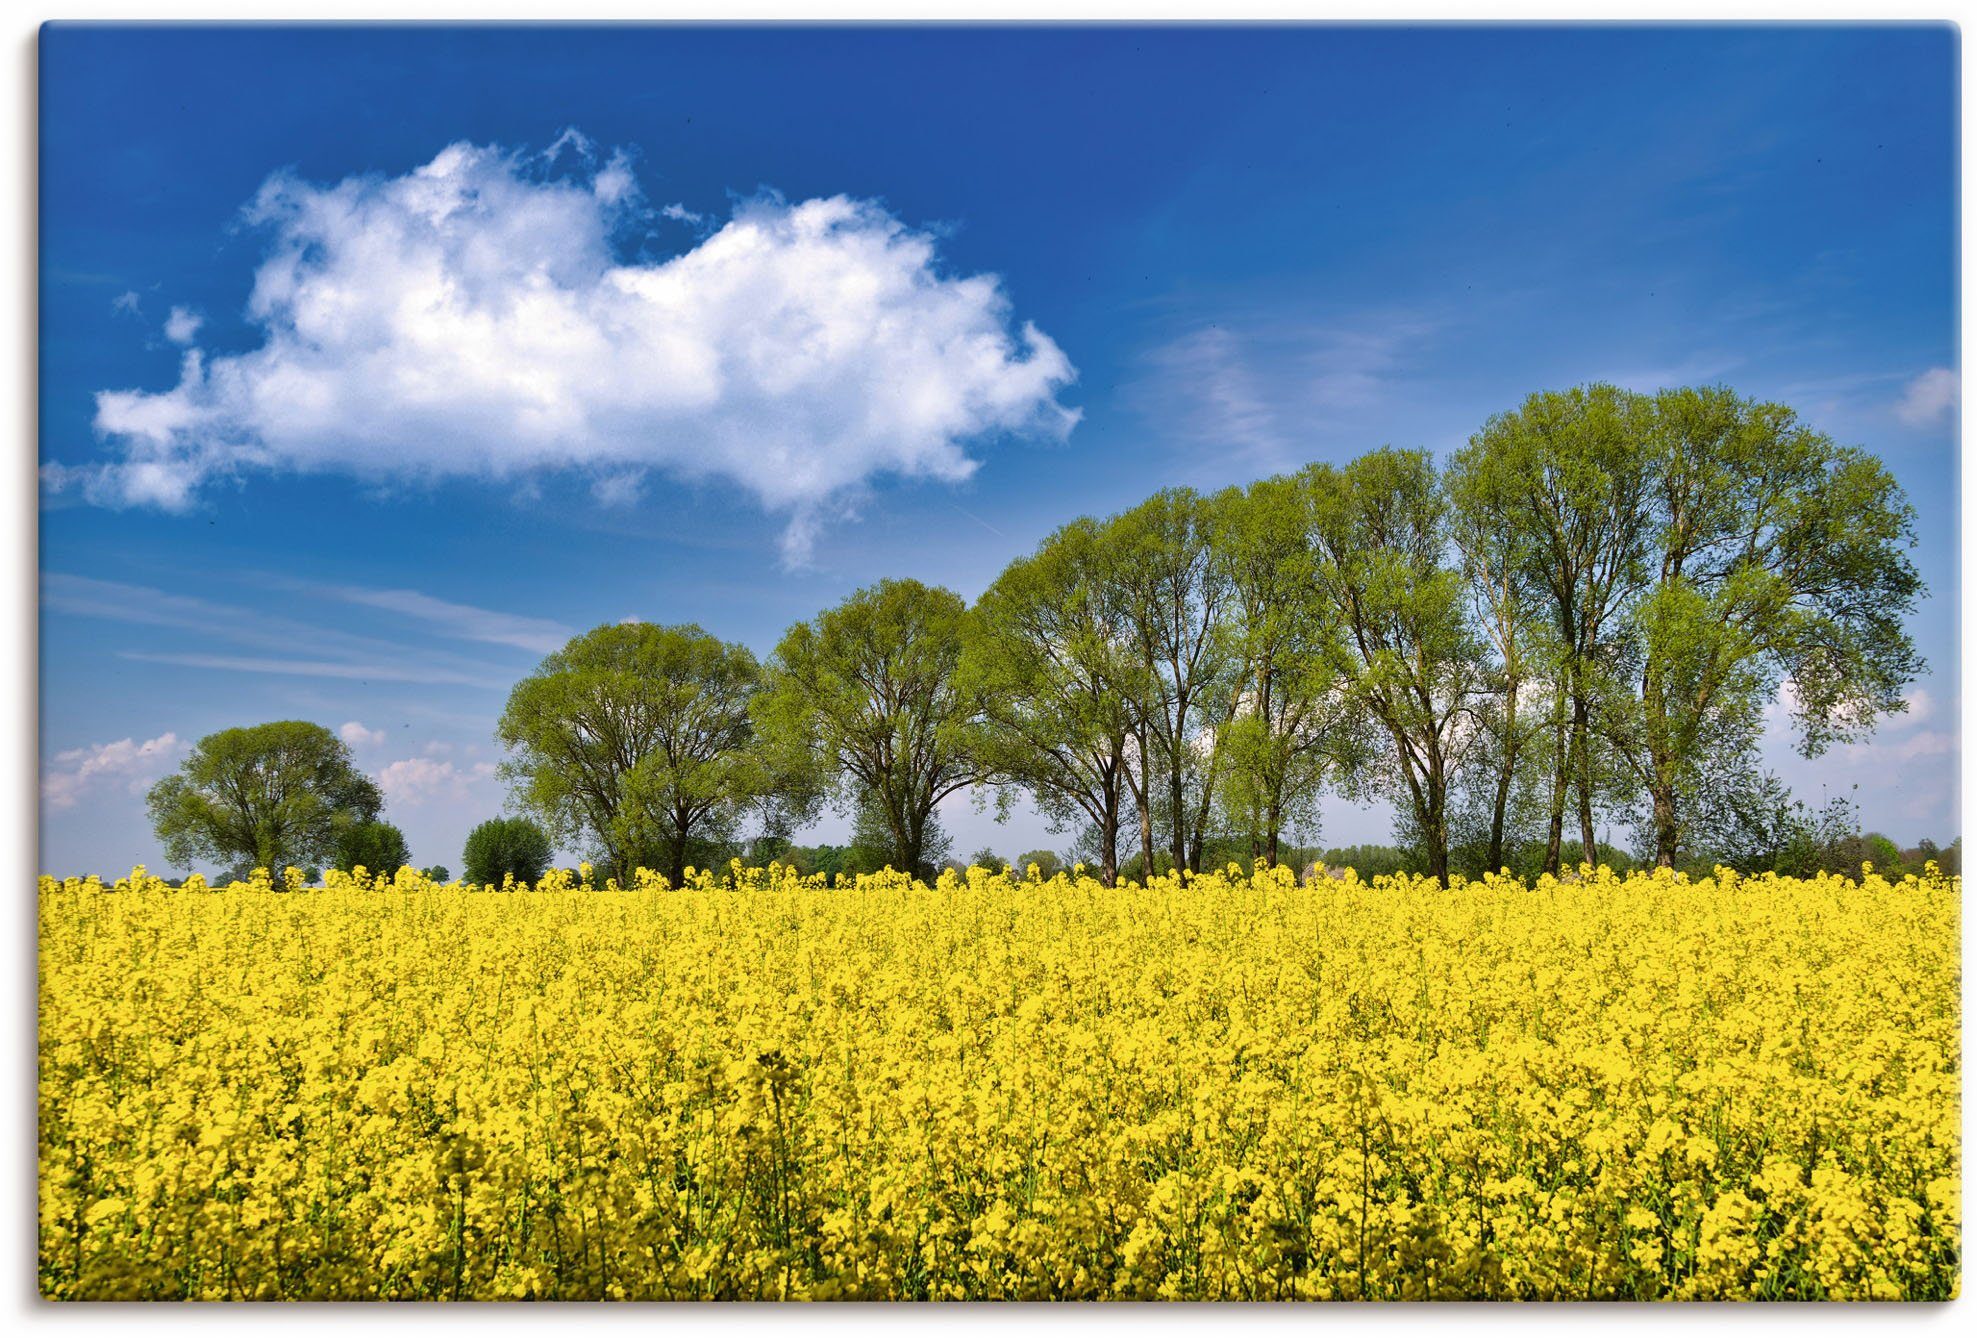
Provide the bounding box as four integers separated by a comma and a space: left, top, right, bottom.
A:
1543, 683, 1568, 875
1097, 769, 1121, 888
1133, 743, 1156, 883
901, 804, 927, 881
1167, 736, 1188, 877
1423, 807, 1450, 885
1186, 769, 1214, 874
669, 827, 689, 886
1487, 760, 1511, 875
1651, 774, 1678, 869
1573, 691, 1598, 866
1488, 677, 1520, 874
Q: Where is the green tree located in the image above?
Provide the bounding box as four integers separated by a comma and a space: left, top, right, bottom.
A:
1017, 849, 1063, 879
1102, 488, 1238, 874
965, 518, 1142, 885
420, 865, 451, 883
1304, 449, 1483, 884
330, 819, 411, 875
755, 579, 985, 880
1207, 473, 1362, 868
611, 628, 775, 883
462, 817, 554, 887
1452, 387, 1654, 871
1445, 444, 1563, 874
498, 622, 777, 883
1618, 386, 1923, 867
146, 721, 382, 875
1862, 832, 1906, 877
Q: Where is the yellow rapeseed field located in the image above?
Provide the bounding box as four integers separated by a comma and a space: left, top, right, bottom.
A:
38, 861, 1959, 1300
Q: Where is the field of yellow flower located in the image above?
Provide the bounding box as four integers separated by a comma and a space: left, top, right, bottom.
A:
38, 861, 1959, 1300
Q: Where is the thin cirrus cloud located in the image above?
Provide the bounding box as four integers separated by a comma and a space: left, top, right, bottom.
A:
1130, 311, 1440, 470
117, 651, 500, 688
42, 571, 563, 687
54, 134, 1080, 561
314, 586, 572, 656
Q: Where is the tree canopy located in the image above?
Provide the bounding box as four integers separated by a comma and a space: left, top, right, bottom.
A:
146, 721, 383, 875
755, 578, 984, 880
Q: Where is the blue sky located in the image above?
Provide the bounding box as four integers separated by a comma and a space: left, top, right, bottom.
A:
40, 24, 1959, 875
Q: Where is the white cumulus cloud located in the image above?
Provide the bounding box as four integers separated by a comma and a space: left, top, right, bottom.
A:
163, 305, 203, 345
42, 732, 186, 811
339, 721, 387, 748
1895, 367, 1957, 427
67, 137, 1079, 560
376, 756, 497, 806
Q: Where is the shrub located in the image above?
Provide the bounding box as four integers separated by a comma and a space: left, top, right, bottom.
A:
462, 818, 553, 887
330, 820, 411, 876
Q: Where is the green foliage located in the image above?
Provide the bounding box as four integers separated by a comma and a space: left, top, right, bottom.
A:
1016, 849, 1063, 880
498, 621, 792, 883
420, 865, 451, 883
146, 721, 382, 874
756, 578, 982, 880
1311, 844, 1423, 880
329, 819, 411, 876
1207, 473, 1365, 869
1619, 387, 1922, 868
1099, 488, 1239, 876
963, 517, 1141, 884
1304, 448, 1483, 883
462, 817, 554, 887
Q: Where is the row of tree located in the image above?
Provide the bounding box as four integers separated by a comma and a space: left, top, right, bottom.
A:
490, 383, 1923, 886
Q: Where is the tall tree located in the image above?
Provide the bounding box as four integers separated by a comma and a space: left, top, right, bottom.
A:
1206, 474, 1361, 867
1304, 449, 1482, 884
146, 721, 383, 875
1101, 489, 1237, 874
1620, 386, 1923, 866
1453, 386, 1653, 871
498, 622, 770, 883
964, 518, 1142, 885
1446, 445, 1563, 873
755, 578, 985, 880
612, 630, 771, 883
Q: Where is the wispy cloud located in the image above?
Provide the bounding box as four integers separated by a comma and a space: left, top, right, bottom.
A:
43, 572, 519, 685
43, 732, 186, 811
1129, 310, 1441, 469
1895, 367, 1957, 427
117, 651, 503, 688
315, 585, 574, 655
1139, 327, 1287, 464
